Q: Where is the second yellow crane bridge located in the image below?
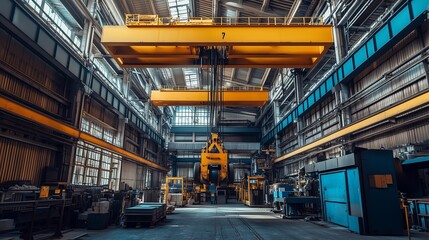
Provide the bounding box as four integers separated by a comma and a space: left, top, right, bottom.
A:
151, 87, 269, 107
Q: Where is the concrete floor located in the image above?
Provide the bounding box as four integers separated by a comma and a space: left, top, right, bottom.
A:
71, 203, 429, 240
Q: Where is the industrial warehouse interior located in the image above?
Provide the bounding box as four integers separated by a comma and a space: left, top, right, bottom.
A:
0, 0, 429, 239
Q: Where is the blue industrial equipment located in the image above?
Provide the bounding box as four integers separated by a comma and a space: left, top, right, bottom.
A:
271, 183, 320, 218
282, 197, 321, 219
216, 189, 227, 204
272, 183, 294, 213
306, 149, 403, 235
208, 185, 217, 204
409, 199, 429, 231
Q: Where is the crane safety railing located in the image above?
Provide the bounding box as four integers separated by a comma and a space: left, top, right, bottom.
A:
125, 14, 324, 26
158, 85, 269, 91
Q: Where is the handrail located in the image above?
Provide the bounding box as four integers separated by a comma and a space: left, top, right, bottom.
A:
125, 14, 324, 26
158, 85, 269, 91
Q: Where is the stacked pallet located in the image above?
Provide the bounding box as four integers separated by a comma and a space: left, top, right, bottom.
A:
123, 203, 166, 227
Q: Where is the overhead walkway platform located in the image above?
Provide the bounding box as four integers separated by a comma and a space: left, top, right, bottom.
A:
102, 15, 333, 68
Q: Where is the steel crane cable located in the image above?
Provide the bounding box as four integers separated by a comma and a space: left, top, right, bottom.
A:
219, 46, 226, 137
203, 47, 211, 139
204, 46, 226, 137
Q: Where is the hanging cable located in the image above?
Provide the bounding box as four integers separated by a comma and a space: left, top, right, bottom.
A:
219, 46, 226, 138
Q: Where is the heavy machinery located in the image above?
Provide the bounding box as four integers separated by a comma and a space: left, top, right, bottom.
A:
163, 177, 192, 207
305, 149, 403, 234
238, 175, 266, 207
194, 133, 234, 186
270, 180, 320, 219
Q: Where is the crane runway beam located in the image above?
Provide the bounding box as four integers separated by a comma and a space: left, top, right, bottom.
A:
0, 96, 168, 171
151, 89, 269, 106
102, 24, 333, 68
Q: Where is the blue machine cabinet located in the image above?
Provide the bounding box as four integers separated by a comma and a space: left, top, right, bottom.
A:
308, 149, 403, 235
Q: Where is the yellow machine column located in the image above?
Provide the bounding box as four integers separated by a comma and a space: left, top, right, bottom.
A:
194, 133, 234, 186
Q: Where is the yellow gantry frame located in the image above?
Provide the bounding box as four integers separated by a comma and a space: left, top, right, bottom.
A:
151, 89, 269, 106
274, 91, 429, 164
0, 96, 168, 171
246, 176, 265, 206
102, 23, 333, 68
164, 177, 187, 205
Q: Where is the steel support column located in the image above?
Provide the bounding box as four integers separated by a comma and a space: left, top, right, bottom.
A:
335, 82, 351, 155
293, 69, 304, 147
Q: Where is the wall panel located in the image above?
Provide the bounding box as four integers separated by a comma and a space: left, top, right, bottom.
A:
0, 136, 55, 186
0, 69, 63, 115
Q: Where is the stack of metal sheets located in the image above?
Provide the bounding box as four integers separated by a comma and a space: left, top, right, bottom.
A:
124, 203, 166, 227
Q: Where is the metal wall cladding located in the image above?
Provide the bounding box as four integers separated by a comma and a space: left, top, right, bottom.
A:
280, 138, 298, 156
0, 28, 69, 117
321, 115, 339, 136
351, 35, 427, 122
176, 167, 194, 179
124, 140, 139, 154
280, 125, 296, 141
195, 0, 213, 17
0, 136, 55, 186
234, 168, 249, 182
304, 130, 322, 144
84, 99, 119, 129
303, 108, 321, 127
357, 123, 429, 150
151, 170, 163, 188
353, 31, 420, 92
122, 160, 142, 189
284, 159, 310, 176
1, 29, 68, 96
354, 98, 429, 150
280, 124, 298, 154
300, 95, 339, 144
125, 125, 140, 154
425, 28, 429, 46
0, 69, 62, 115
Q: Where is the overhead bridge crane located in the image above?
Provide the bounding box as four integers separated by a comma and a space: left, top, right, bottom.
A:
101, 14, 333, 200
101, 14, 333, 106
102, 14, 333, 68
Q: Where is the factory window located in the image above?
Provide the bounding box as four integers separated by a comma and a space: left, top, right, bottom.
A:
86, 145, 100, 168
72, 142, 121, 190
85, 167, 99, 185
24, 0, 82, 51
93, 58, 122, 94
174, 106, 208, 125
183, 68, 199, 88
168, 0, 190, 22
175, 106, 193, 125
144, 169, 152, 188
72, 117, 122, 189
81, 117, 120, 146
195, 108, 209, 125
135, 165, 146, 190
100, 153, 111, 185
103, 129, 113, 144
81, 118, 90, 133
90, 122, 103, 139
110, 154, 121, 189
